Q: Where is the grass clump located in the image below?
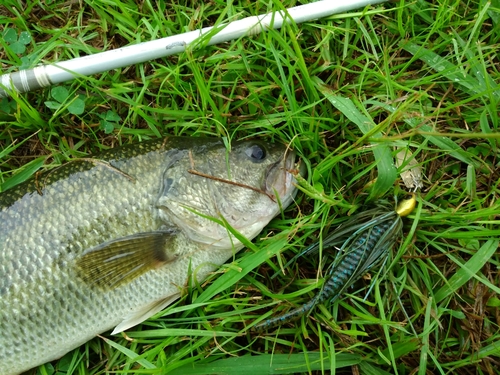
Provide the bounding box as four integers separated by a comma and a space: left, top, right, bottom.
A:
1, 0, 500, 374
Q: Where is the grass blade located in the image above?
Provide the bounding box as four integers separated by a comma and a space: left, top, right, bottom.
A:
168, 352, 362, 375
434, 239, 499, 303
314, 78, 397, 199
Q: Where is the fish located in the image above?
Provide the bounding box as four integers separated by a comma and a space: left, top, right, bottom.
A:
0, 136, 298, 375
254, 196, 416, 331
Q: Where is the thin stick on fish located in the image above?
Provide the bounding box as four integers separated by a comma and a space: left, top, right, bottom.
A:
187, 169, 275, 201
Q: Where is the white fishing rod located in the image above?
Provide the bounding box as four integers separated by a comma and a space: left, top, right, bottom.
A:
0, 0, 386, 98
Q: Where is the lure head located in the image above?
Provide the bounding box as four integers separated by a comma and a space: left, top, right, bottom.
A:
396, 194, 417, 217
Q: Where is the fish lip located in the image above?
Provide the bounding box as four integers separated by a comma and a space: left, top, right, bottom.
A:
263, 149, 298, 201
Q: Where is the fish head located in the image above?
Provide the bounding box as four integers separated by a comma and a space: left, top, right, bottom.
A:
157, 139, 298, 249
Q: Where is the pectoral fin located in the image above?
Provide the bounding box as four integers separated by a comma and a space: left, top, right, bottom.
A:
111, 293, 181, 334
76, 231, 177, 290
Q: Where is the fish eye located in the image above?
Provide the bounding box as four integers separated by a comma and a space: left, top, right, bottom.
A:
245, 144, 267, 162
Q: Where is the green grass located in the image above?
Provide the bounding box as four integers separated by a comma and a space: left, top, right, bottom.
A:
1, 0, 500, 374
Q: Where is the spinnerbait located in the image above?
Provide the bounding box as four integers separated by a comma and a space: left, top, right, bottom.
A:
254, 196, 416, 331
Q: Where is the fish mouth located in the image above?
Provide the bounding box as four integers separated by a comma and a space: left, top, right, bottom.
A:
264, 148, 300, 203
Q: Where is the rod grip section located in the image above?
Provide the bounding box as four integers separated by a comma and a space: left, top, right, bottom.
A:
0, 66, 52, 97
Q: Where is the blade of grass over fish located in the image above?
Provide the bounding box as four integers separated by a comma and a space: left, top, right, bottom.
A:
434, 239, 499, 304
194, 229, 290, 304
314, 78, 397, 199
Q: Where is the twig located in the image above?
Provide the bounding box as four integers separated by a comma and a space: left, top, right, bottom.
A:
188, 169, 275, 201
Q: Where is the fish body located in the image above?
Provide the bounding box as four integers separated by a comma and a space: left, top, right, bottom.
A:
255, 207, 404, 331
0, 137, 297, 375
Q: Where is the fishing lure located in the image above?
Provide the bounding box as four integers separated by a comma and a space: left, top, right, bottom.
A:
254, 195, 416, 331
